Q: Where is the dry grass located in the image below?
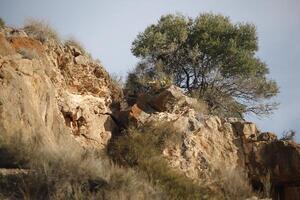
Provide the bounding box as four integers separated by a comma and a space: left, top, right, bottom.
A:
212, 165, 256, 200
64, 37, 86, 54
109, 122, 218, 200
23, 19, 60, 43
0, 131, 160, 200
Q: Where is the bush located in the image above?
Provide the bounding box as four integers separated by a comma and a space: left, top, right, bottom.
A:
65, 37, 86, 54
125, 60, 173, 98
211, 162, 256, 200
17, 48, 39, 60
280, 129, 296, 141
0, 132, 160, 199
109, 122, 218, 200
0, 18, 5, 28
23, 19, 59, 43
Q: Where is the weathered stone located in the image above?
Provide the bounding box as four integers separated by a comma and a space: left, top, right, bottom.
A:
118, 84, 300, 199
0, 29, 121, 149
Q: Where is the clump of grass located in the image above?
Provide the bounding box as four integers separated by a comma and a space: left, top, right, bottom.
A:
211, 162, 257, 200
17, 48, 39, 60
0, 131, 160, 200
23, 19, 59, 43
64, 37, 86, 54
109, 122, 217, 200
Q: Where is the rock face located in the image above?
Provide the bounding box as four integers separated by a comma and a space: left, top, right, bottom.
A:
0, 28, 121, 149
118, 85, 300, 199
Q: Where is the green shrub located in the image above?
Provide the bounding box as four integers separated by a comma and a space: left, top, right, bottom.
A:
23, 19, 59, 43
109, 122, 218, 200
0, 18, 5, 28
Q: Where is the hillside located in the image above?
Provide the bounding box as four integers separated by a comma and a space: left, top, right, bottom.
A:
0, 23, 299, 200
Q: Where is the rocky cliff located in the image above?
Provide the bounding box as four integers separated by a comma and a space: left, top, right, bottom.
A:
0, 26, 299, 200
0, 27, 121, 150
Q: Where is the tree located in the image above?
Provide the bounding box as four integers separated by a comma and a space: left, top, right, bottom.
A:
128, 13, 279, 118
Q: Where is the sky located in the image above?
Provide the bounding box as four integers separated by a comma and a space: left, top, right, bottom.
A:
1, 0, 299, 140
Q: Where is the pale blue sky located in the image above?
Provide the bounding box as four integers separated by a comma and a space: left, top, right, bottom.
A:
1, 0, 299, 140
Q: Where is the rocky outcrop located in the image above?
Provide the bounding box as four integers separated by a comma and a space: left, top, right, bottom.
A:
1, 26, 299, 199
0, 27, 121, 149
117, 85, 300, 199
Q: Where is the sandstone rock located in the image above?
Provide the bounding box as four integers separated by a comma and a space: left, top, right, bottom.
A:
0, 29, 121, 149
119, 84, 300, 199
149, 85, 199, 112
257, 132, 277, 142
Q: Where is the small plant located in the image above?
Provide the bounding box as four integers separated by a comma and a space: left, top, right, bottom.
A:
0, 18, 5, 28
110, 73, 124, 89
17, 48, 39, 60
280, 129, 296, 141
212, 164, 256, 200
64, 37, 86, 54
23, 19, 59, 43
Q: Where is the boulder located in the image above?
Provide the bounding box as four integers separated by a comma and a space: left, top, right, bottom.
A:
149, 85, 199, 112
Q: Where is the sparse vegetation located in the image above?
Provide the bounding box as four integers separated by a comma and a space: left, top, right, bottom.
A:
211, 163, 256, 200
23, 19, 59, 43
109, 122, 220, 200
0, 34, 15, 56
110, 73, 124, 89
65, 37, 86, 54
0, 132, 160, 200
17, 48, 39, 59
0, 18, 5, 28
280, 129, 296, 141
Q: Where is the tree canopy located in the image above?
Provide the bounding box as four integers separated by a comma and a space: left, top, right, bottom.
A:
128, 13, 279, 118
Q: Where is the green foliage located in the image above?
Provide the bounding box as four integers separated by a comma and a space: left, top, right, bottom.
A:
109, 122, 219, 200
0, 18, 5, 28
129, 13, 279, 118
23, 19, 60, 43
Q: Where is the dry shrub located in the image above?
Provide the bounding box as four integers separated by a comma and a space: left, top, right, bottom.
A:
109, 122, 219, 200
211, 161, 257, 200
280, 129, 296, 141
65, 37, 86, 54
189, 98, 209, 115
0, 131, 160, 200
23, 19, 59, 43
